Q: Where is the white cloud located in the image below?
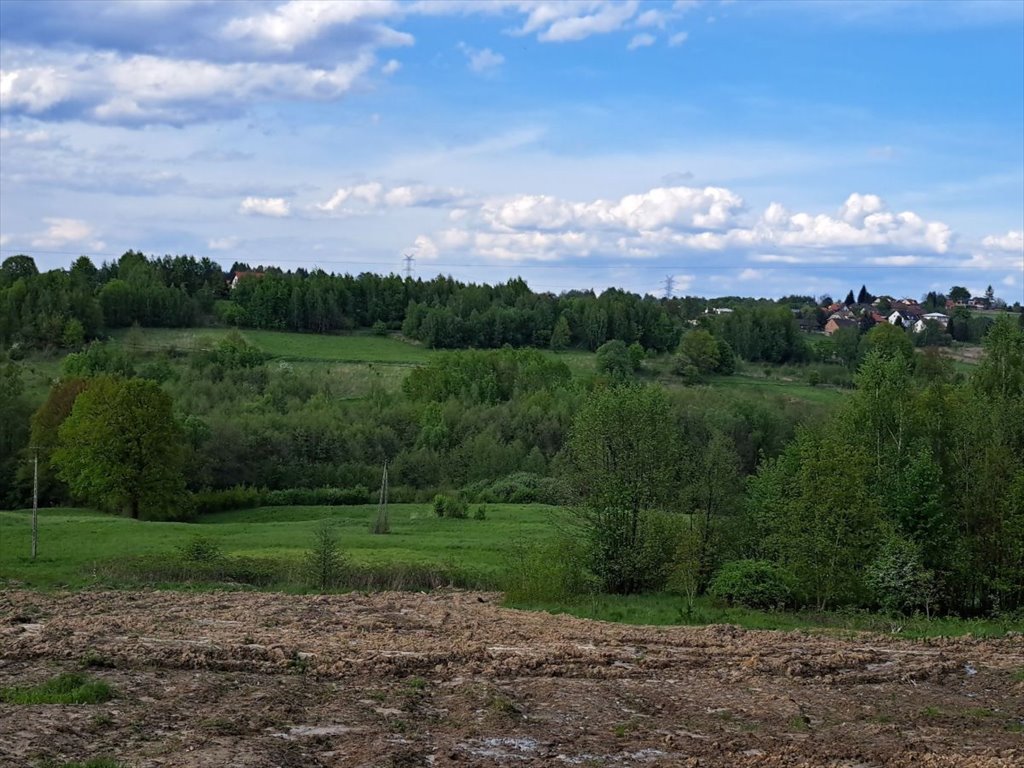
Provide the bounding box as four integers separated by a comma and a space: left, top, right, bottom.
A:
382, 59, 402, 75
30, 218, 105, 250
315, 182, 465, 214
982, 230, 1023, 252
1, 48, 376, 124
207, 236, 241, 250
738, 268, 764, 280
412, 187, 958, 264
518, 0, 640, 43
222, 0, 408, 51
627, 33, 656, 50
240, 197, 291, 217
458, 43, 505, 73
668, 31, 689, 46
1002, 274, 1016, 287
635, 9, 667, 28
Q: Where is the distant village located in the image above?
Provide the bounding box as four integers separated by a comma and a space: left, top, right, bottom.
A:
708, 284, 1011, 339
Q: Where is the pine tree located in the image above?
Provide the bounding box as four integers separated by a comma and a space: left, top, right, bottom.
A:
549, 315, 571, 351
844, 290, 856, 306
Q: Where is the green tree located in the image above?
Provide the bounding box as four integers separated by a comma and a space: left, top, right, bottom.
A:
678, 329, 720, 375
595, 339, 635, 381
565, 385, 680, 593
549, 315, 571, 351
858, 322, 914, 366
949, 285, 970, 303
53, 377, 190, 519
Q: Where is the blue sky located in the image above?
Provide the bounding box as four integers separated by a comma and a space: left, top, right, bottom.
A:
1, 0, 1022, 301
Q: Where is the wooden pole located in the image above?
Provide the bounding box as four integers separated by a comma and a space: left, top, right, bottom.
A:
31, 448, 38, 561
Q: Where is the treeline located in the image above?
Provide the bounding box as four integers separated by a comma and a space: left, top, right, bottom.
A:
1, 332, 819, 517
0, 252, 223, 348
2, 251, 816, 358
536, 316, 1024, 617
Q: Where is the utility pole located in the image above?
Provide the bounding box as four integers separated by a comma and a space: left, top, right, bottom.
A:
31, 447, 38, 561
663, 275, 675, 299
370, 461, 390, 534
402, 252, 415, 279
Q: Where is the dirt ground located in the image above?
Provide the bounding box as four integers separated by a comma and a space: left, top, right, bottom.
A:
1, 590, 1021, 768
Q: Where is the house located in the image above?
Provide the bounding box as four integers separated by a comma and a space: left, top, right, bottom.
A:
230, 271, 264, 290
912, 312, 950, 334
824, 317, 857, 336
709, 307, 734, 315
968, 297, 991, 310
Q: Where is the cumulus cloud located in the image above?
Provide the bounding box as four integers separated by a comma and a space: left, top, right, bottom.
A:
240, 197, 290, 217
668, 31, 689, 46
315, 182, 466, 214
458, 43, 505, 73
30, 218, 104, 250
381, 59, 402, 75
0, 48, 376, 124
410, 187, 959, 264
627, 33, 656, 50
982, 230, 1023, 252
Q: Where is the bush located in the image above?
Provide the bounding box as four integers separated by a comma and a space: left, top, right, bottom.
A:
709, 560, 795, 610
473, 504, 487, 520
178, 536, 225, 563
865, 535, 935, 616
503, 536, 596, 603
432, 493, 468, 519
461, 472, 564, 505
578, 508, 682, 594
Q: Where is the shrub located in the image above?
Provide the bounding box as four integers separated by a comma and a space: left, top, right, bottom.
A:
432, 493, 468, 519
461, 472, 564, 505
178, 536, 225, 563
578, 508, 682, 594
503, 536, 596, 603
865, 535, 935, 616
473, 504, 487, 520
709, 560, 795, 610
371, 320, 388, 336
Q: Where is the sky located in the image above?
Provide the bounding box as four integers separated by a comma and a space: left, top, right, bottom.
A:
1, 0, 1022, 302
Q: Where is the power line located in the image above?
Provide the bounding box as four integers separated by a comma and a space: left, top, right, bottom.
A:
402, 252, 415, 279
663, 275, 675, 298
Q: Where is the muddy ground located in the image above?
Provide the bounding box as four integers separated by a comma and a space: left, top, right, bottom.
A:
0, 590, 1021, 767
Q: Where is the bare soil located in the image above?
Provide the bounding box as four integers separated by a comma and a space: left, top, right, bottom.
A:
1, 590, 1021, 767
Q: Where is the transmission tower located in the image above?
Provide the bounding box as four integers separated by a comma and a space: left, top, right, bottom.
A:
663, 274, 675, 299
402, 252, 415, 279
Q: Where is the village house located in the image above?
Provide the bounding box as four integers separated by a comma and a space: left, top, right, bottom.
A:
230, 271, 265, 290
824, 316, 858, 336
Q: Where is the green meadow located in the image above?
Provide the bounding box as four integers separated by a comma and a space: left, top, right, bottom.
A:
0, 504, 559, 589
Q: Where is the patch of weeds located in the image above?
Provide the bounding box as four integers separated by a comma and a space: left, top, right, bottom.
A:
88, 713, 114, 731
788, 715, 810, 732
964, 707, 997, 719
1, 674, 115, 705
487, 694, 521, 717
868, 713, 893, 724
406, 677, 426, 691
287, 650, 310, 674
389, 718, 409, 734
36, 760, 123, 768
1012, 667, 1024, 682
613, 719, 640, 738
1005, 721, 1023, 733
920, 706, 943, 718
400, 676, 428, 710
81, 652, 116, 670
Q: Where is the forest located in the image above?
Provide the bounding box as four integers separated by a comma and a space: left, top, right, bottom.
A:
1, 251, 1022, 622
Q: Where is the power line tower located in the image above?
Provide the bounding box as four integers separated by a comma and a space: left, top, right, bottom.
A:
402, 252, 415, 279
663, 274, 675, 299
370, 461, 390, 534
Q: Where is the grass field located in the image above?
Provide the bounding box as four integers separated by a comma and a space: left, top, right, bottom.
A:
0, 504, 559, 589
510, 594, 1021, 639
109, 327, 437, 364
